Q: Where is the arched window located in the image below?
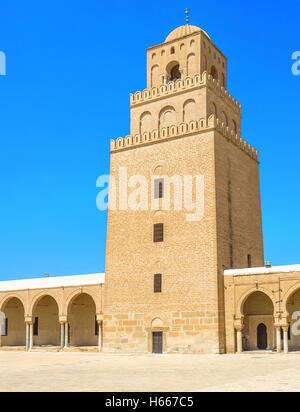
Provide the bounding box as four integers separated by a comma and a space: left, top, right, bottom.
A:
151, 65, 159, 88
183, 99, 196, 123
166, 61, 181, 82
170, 47, 175, 55
159, 106, 176, 128
187, 53, 196, 76
170, 65, 181, 81
232, 119, 237, 134
210, 102, 217, 117
211, 65, 218, 80
221, 111, 228, 127
202, 55, 207, 72
140, 112, 152, 135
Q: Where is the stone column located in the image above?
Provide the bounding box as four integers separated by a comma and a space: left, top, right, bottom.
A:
25, 323, 30, 351
283, 326, 289, 354
29, 323, 33, 351
236, 329, 243, 354
64, 322, 69, 348
234, 318, 244, 354
276, 327, 282, 353
97, 321, 102, 352
162, 74, 168, 85
60, 322, 65, 350
96, 314, 104, 353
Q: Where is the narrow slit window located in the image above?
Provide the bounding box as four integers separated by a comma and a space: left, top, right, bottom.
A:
247, 254, 252, 268
154, 274, 162, 293
154, 179, 164, 199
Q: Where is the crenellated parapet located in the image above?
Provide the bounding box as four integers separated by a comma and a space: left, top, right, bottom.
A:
130, 72, 241, 115
130, 74, 203, 106
110, 115, 258, 162
204, 72, 241, 114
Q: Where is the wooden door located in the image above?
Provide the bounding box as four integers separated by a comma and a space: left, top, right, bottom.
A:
152, 332, 163, 354
257, 323, 268, 349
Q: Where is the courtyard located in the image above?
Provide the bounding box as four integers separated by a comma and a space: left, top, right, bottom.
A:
0, 351, 300, 392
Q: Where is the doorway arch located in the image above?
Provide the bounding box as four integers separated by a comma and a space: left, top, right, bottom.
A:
166, 61, 181, 82
242, 291, 274, 351
285, 287, 300, 351
67, 293, 97, 347
1, 297, 26, 346
32, 295, 60, 347
257, 323, 268, 349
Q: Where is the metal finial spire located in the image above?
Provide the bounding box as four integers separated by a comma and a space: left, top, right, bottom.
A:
185, 8, 190, 25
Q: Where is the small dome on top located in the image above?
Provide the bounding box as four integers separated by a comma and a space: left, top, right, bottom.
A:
165, 25, 210, 42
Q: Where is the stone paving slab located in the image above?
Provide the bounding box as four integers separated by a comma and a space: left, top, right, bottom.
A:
0, 351, 299, 392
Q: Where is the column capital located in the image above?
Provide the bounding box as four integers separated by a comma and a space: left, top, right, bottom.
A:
234, 317, 244, 332
282, 325, 289, 332
59, 316, 68, 323
96, 314, 104, 322
25, 316, 33, 324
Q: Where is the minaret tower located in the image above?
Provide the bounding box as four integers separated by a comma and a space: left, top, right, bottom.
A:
103, 18, 264, 354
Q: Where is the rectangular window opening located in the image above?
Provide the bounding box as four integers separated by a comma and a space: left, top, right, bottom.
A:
154, 274, 162, 293
153, 223, 164, 243
247, 254, 252, 268
154, 179, 164, 199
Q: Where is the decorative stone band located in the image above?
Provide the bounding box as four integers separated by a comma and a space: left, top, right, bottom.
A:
110, 114, 259, 163
130, 72, 241, 115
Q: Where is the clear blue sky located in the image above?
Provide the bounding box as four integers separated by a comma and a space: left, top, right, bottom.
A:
0, 0, 299, 280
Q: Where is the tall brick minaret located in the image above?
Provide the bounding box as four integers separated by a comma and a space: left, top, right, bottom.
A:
103, 22, 264, 354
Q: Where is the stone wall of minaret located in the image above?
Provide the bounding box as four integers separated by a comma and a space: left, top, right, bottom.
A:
104, 25, 263, 354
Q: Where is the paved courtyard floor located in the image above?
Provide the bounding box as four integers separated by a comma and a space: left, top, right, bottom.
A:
0, 351, 299, 392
